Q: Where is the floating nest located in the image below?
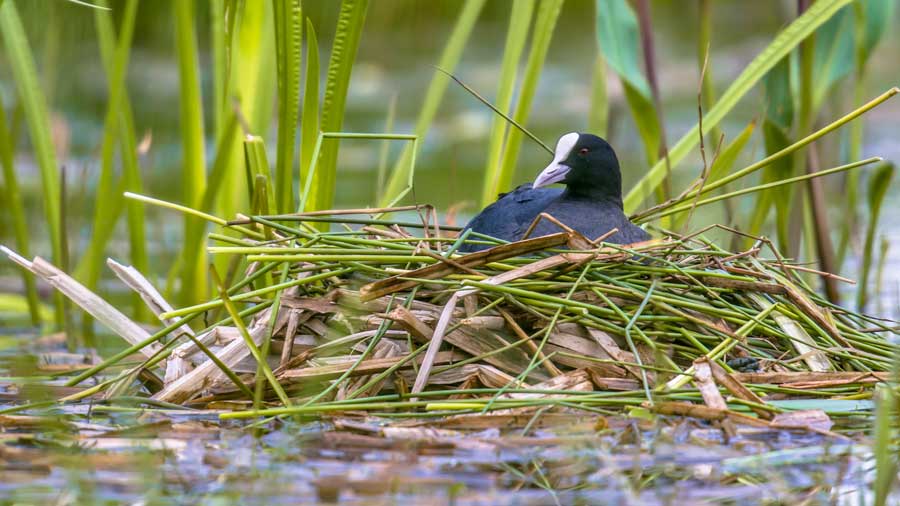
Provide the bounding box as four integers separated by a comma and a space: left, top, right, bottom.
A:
4, 214, 898, 431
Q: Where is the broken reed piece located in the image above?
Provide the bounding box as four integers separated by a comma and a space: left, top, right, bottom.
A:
359, 232, 570, 302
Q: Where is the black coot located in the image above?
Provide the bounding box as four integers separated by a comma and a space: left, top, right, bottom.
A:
459, 132, 649, 252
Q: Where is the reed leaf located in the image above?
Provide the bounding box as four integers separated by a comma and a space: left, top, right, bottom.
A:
375, 95, 398, 199
381, 0, 486, 206
180, 115, 241, 297
624, 0, 853, 213
596, 0, 660, 166
210, 0, 226, 138
174, 0, 208, 305
91, 0, 147, 320
308, 0, 369, 214
479, 0, 534, 207
217, 1, 275, 224
839, 0, 894, 269
493, 0, 564, 198
273, 0, 302, 213
0, 88, 40, 324
0, 0, 64, 327
697, 0, 719, 144
587, 55, 608, 137
244, 135, 275, 216
74, 0, 138, 297
857, 162, 893, 310
298, 17, 320, 207
811, 6, 854, 109
873, 383, 897, 506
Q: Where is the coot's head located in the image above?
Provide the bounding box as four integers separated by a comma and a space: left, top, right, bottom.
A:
533, 132, 622, 201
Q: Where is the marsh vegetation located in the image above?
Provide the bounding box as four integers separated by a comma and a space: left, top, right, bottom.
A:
1, 0, 899, 503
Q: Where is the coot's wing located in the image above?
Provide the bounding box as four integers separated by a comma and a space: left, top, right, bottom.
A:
459, 184, 562, 252
614, 221, 651, 244
521, 200, 651, 245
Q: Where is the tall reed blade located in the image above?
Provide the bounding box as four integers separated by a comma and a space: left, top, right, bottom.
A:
298, 18, 320, 208
596, 0, 662, 178
244, 135, 275, 216
0, 0, 65, 327
672, 122, 755, 229
0, 89, 40, 324
93, 0, 147, 320
839, 0, 894, 269
216, 1, 275, 232
174, 0, 208, 305
309, 0, 369, 214
872, 383, 898, 506
587, 54, 608, 137
479, 0, 534, 207
857, 162, 894, 311
272, 0, 302, 213
493, 0, 564, 198
74, 0, 138, 301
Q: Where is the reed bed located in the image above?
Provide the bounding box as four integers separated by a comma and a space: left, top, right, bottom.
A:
4, 209, 897, 434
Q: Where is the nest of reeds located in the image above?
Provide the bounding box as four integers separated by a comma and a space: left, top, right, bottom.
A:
4, 213, 897, 428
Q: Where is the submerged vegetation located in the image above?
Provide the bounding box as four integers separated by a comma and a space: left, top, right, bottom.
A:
1, 0, 899, 503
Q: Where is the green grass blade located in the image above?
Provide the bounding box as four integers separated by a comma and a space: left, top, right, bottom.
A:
624, 0, 853, 213
697, 0, 720, 144
479, 0, 534, 207
272, 0, 302, 213
174, 0, 208, 305
0, 89, 40, 325
493, 0, 564, 198
309, 0, 369, 214
0, 0, 64, 327
381, 0, 486, 206
298, 17, 319, 209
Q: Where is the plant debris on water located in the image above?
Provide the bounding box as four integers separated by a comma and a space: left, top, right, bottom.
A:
2, 207, 898, 503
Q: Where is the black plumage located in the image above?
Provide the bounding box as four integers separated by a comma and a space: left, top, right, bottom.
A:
460, 133, 649, 252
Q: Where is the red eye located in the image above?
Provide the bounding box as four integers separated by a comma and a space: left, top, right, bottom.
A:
579, 148, 589, 155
